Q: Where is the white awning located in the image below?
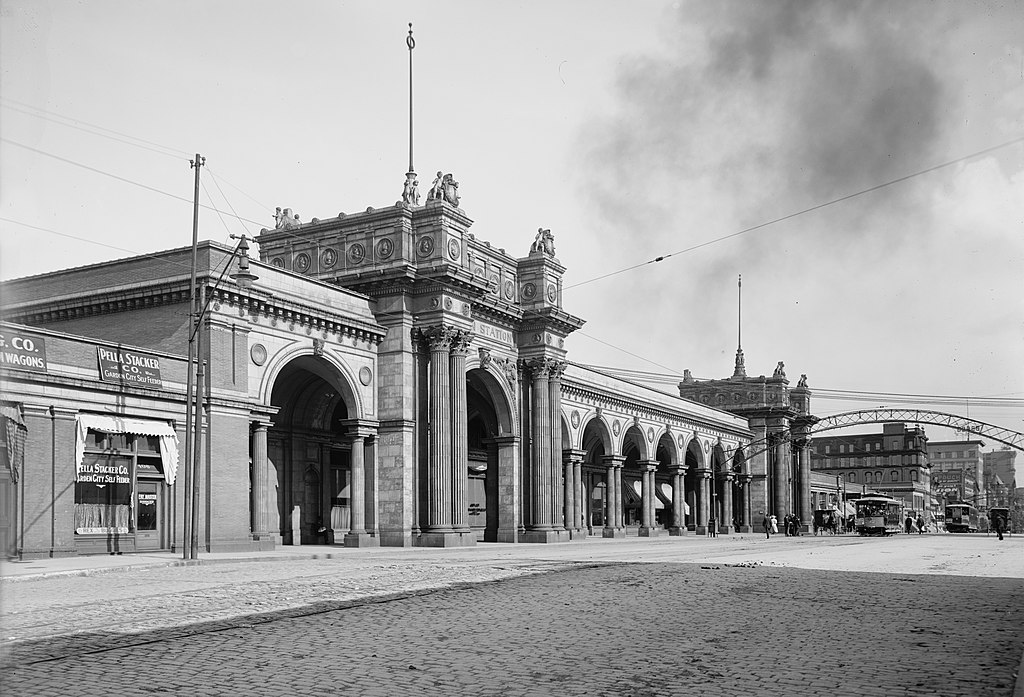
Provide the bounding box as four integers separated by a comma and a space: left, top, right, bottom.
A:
76, 414, 180, 486
630, 479, 664, 509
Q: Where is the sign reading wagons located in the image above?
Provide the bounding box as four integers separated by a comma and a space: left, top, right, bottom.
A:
97, 346, 163, 388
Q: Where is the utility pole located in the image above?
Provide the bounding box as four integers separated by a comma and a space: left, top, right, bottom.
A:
183, 153, 204, 561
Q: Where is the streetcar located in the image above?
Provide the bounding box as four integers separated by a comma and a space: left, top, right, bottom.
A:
944, 503, 979, 533
854, 495, 902, 536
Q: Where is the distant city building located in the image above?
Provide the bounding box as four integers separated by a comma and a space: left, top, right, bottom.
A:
809, 423, 932, 519
678, 352, 818, 532
984, 448, 1018, 490
927, 439, 986, 507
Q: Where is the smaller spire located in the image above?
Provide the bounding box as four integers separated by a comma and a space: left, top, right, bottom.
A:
732, 274, 746, 378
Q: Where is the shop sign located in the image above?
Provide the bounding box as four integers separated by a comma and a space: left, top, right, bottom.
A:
0, 331, 47, 372
78, 461, 131, 485
97, 347, 163, 387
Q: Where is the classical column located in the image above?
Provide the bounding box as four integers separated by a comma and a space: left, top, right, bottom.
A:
348, 434, 367, 536
425, 327, 455, 532
601, 455, 625, 537
563, 451, 575, 536
548, 362, 567, 531
670, 466, 687, 535
450, 331, 472, 533
614, 462, 625, 530
742, 474, 754, 532
797, 438, 812, 531
721, 472, 734, 533
564, 449, 586, 538
341, 420, 380, 548
697, 468, 711, 534
527, 359, 553, 531
251, 421, 270, 540
772, 430, 788, 518
639, 461, 659, 537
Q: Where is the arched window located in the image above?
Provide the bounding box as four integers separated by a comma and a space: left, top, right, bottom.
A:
890, 470, 899, 481
847, 472, 856, 483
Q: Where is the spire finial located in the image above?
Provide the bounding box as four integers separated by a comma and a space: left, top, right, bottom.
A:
733, 274, 746, 378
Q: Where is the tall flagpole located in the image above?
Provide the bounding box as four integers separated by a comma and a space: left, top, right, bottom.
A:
401, 23, 419, 205
407, 22, 415, 174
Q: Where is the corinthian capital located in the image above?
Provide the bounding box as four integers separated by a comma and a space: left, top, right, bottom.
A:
419, 325, 461, 352
449, 330, 474, 356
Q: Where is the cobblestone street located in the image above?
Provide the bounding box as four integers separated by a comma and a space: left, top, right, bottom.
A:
2, 536, 1023, 696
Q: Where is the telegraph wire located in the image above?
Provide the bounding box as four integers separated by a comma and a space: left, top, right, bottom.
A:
564, 134, 1024, 291
1, 137, 268, 228
0, 97, 191, 160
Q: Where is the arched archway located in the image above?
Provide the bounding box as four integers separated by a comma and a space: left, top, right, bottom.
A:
621, 425, 647, 529
710, 443, 731, 533
465, 367, 517, 542
267, 354, 361, 545
654, 433, 677, 530
683, 439, 706, 532
581, 417, 613, 535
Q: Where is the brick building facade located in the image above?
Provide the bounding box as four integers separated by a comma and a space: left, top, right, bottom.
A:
1, 193, 810, 558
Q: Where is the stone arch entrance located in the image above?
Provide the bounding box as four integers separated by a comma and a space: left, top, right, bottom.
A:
580, 417, 615, 536
466, 367, 517, 542
264, 354, 365, 546
620, 425, 647, 531
683, 439, 707, 533
654, 433, 678, 531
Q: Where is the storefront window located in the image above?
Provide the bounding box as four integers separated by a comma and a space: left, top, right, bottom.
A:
75, 429, 163, 535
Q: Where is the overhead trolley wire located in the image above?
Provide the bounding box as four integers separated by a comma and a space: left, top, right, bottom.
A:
564, 134, 1024, 291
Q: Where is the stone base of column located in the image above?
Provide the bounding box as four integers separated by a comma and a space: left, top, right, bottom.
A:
797, 524, 812, 536
638, 526, 660, 537
344, 532, 380, 548
602, 527, 626, 539
718, 525, 734, 535
569, 528, 588, 540
378, 530, 414, 547
737, 525, 753, 533
417, 531, 477, 547
520, 529, 571, 543
250, 533, 278, 551
695, 525, 708, 535
668, 526, 688, 536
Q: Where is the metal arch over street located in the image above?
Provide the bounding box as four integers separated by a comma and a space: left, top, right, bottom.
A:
813, 409, 1024, 452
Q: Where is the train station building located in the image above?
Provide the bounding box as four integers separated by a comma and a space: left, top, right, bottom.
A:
0, 184, 817, 559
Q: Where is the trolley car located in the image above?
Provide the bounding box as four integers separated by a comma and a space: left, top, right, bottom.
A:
944, 503, 979, 533
855, 495, 902, 536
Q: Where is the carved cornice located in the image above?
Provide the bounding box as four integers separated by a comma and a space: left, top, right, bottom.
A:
209, 286, 385, 346
3, 281, 192, 325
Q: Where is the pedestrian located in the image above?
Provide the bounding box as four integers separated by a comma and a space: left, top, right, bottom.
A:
770, 514, 779, 535
708, 516, 717, 538
763, 513, 772, 539
905, 514, 914, 535
793, 515, 801, 537
783, 513, 791, 536
916, 515, 924, 535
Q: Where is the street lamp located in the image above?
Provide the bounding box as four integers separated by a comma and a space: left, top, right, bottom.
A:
182, 234, 259, 560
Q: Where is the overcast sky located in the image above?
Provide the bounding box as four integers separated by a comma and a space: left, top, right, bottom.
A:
2, 1, 1022, 446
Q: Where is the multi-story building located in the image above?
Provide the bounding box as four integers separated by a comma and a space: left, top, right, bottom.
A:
984, 448, 1018, 491
927, 439, 986, 507
809, 423, 932, 520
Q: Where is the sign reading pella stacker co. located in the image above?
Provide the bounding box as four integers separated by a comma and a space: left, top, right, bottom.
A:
97, 346, 163, 388
0, 331, 48, 372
